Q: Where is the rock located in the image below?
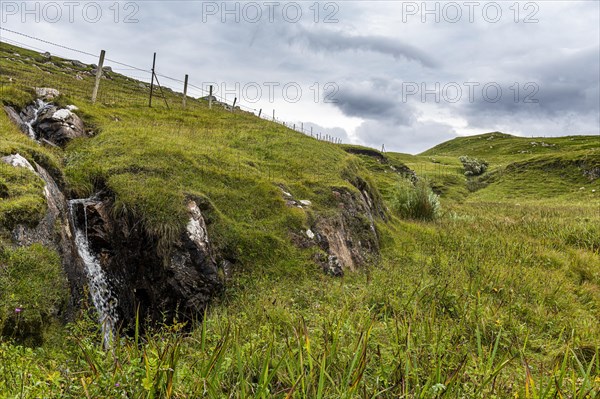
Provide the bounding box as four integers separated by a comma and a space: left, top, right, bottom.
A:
1, 153, 36, 173
6, 160, 87, 320
74, 74, 84, 80
66, 105, 79, 111
73, 197, 223, 328
71, 60, 87, 68
91, 68, 112, 79
34, 87, 60, 100
583, 167, 600, 181
325, 255, 344, 277
32, 105, 87, 146
299, 200, 312, 206
41, 51, 51, 59
306, 229, 315, 239
102, 66, 113, 73
3, 106, 28, 134
312, 186, 381, 275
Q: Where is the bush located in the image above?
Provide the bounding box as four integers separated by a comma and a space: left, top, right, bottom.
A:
459, 156, 488, 176
391, 179, 441, 221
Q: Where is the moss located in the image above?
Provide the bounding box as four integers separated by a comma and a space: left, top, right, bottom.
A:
0, 163, 47, 229
0, 243, 68, 346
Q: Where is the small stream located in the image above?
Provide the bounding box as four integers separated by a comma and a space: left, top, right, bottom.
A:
23, 99, 48, 140
68, 198, 118, 348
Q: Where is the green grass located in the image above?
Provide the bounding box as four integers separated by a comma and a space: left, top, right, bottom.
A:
0, 41, 599, 397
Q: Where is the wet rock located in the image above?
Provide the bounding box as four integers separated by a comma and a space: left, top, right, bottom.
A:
77, 197, 223, 328
33, 105, 87, 146
4, 156, 87, 319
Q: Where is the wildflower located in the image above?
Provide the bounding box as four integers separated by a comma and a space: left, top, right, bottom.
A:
115, 382, 120, 387
14, 307, 22, 313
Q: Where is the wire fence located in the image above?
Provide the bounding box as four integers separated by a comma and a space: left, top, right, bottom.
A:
0, 27, 345, 144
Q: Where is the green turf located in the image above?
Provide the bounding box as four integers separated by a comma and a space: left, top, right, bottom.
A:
0, 41, 599, 398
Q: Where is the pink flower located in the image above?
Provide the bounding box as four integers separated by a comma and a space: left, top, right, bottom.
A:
15, 308, 22, 313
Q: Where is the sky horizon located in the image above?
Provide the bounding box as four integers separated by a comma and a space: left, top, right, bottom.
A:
1, 1, 599, 154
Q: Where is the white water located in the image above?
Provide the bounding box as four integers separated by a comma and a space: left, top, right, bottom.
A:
24, 99, 48, 140
68, 198, 118, 348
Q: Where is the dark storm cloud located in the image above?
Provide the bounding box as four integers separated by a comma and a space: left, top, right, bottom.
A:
292, 27, 438, 68
332, 85, 417, 126
463, 45, 600, 127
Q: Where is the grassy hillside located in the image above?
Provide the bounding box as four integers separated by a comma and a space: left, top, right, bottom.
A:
1, 42, 599, 398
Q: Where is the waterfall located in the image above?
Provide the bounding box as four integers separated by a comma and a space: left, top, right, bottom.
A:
23, 99, 48, 140
68, 198, 118, 348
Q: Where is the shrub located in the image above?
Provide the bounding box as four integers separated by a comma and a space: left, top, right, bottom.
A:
459, 156, 488, 176
391, 179, 441, 221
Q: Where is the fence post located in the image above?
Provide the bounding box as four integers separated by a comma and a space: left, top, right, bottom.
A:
273, 110, 275, 121
209, 85, 213, 109
91, 50, 105, 103
149, 52, 156, 107
232, 97, 237, 112
182, 74, 188, 108
293, 123, 295, 130
258, 109, 262, 117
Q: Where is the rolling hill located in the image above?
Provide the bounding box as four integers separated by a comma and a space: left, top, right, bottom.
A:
0, 41, 599, 398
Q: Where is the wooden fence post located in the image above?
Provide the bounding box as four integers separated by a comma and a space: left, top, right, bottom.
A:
209, 85, 213, 109
273, 110, 275, 121
232, 97, 237, 112
91, 50, 105, 103
182, 74, 188, 108
149, 52, 156, 108
258, 109, 262, 117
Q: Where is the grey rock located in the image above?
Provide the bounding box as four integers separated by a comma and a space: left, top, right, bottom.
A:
33, 106, 88, 146
34, 87, 60, 100
3, 106, 28, 134
71, 60, 87, 69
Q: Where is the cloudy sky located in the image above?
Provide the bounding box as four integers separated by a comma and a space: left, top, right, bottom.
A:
1, 1, 599, 153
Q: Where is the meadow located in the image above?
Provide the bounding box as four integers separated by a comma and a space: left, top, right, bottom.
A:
0, 41, 599, 398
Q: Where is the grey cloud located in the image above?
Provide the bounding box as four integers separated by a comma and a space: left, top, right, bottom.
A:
331, 82, 417, 125
292, 27, 438, 68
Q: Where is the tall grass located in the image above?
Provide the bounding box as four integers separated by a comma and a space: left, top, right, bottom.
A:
391, 179, 441, 221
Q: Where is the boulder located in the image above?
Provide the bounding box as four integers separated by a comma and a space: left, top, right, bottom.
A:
71, 60, 88, 69
34, 87, 60, 100
1, 153, 36, 173
32, 105, 87, 146
3, 106, 28, 134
